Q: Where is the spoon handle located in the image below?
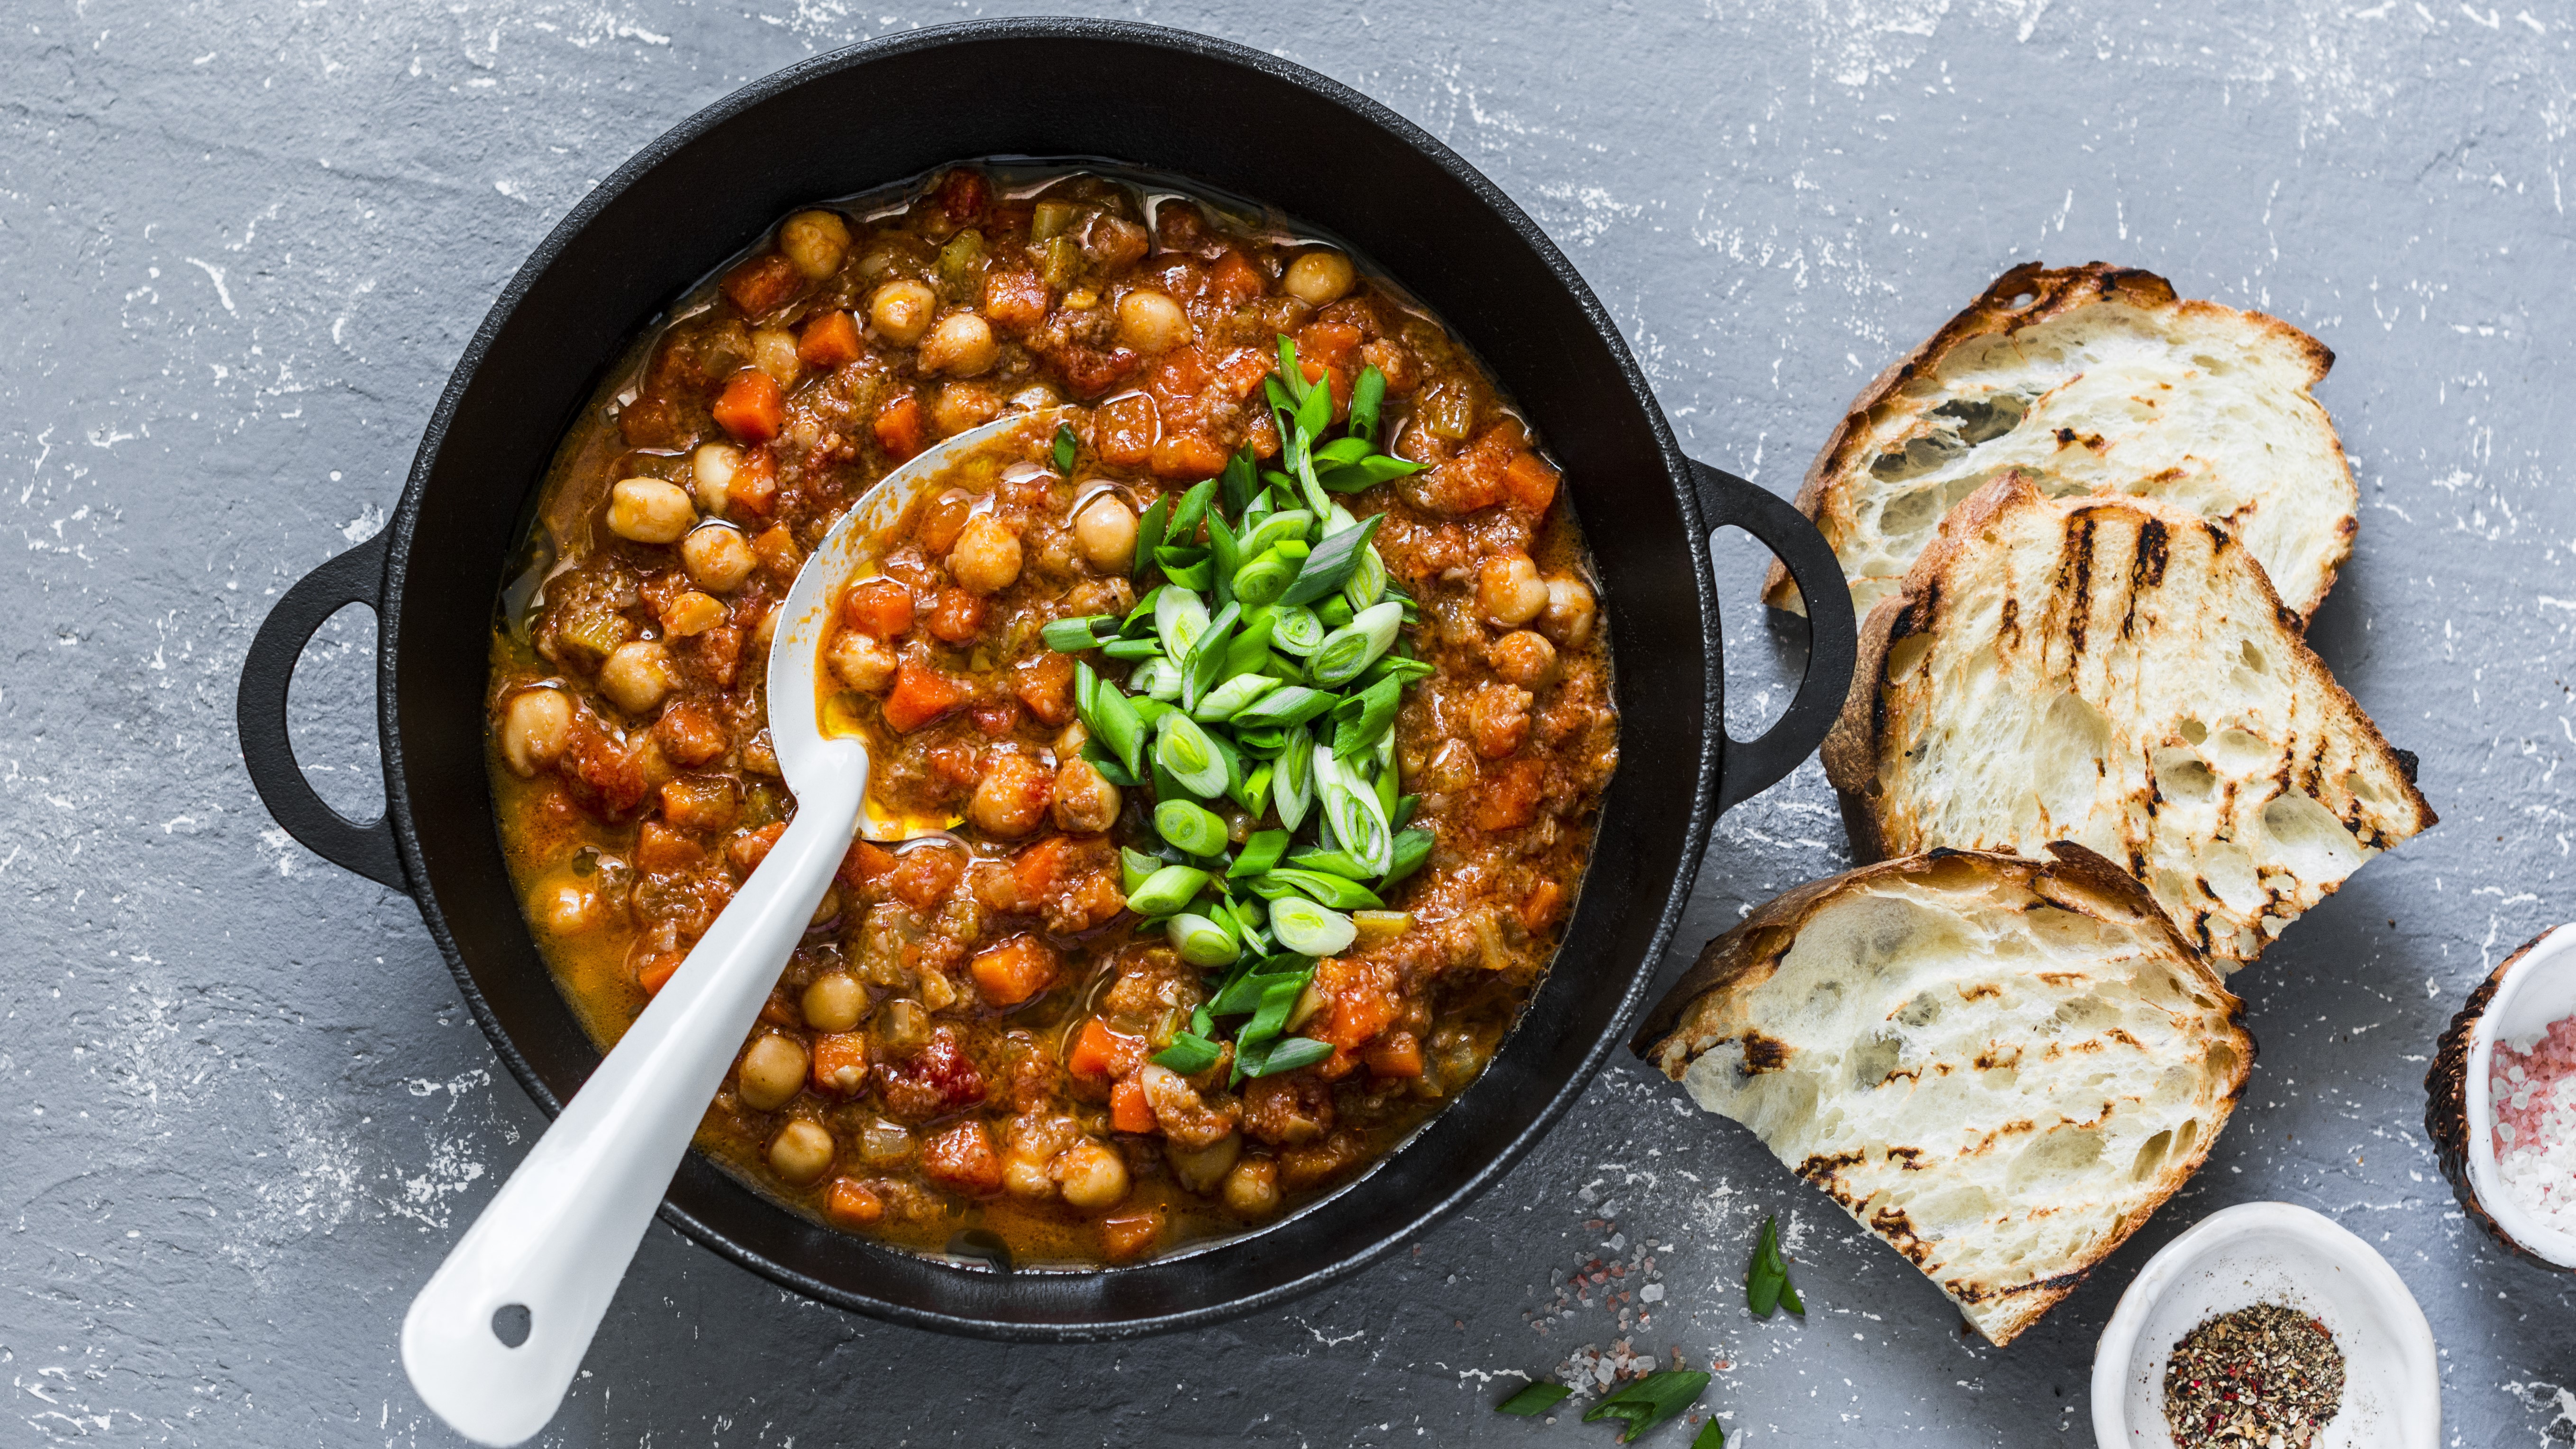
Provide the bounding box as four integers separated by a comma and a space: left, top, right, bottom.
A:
401, 765, 865, 1447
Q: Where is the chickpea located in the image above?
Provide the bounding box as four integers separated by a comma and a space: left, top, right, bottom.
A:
968, 753, 1055, 839
1072, 492, 1138, 573
737, 1034, 810, 1112
597, 640, 675, 715
1282, 249, 1356, 308
1469, 683, 1535, 760
919, 312, 999, 376
801, 972, 865, 1033
528, 878, 601, 935
689, 442, 741, 515
1539, 576, 1598, 647
930, 381, 1004, 437
1477, 552, 1549, 627
1051, 756, 1121, 835
947, 514, 1024, 595
606, 477, 697, 545
1055, 1138, 1131, 1211
768, 1120, 836, 1185
778, 209, 851, 280
1222, 1156, 1282, 1217
1488, 629, 1559, 689
809, 885, 841, 927
828, 631, 897, 693
750, 327, 802, 389
868, 279, 939, 346
1167, 1130, 1242, 1194
1004, 1157, 1057, 1201
1114, 288, 1193, 355
499, 688, 573, 777
680, 522, 758, 593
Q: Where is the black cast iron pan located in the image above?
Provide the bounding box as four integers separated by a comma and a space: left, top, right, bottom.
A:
234, 18, 1857, 1340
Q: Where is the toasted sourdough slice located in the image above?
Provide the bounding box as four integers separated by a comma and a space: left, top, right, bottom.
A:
1634, 845, 2251, 1346
1762, 262, 2356, 624
1822, 473, 2434, 966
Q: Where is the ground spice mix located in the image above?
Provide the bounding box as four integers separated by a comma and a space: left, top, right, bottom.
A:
2161, 1303, 2346, 1448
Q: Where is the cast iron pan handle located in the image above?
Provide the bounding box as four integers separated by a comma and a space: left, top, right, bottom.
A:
1688, 459, 1857, 813
235, 532, 409, 893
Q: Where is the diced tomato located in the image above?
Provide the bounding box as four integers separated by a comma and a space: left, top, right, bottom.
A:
752, 524, 801, 580
1519, 878, 1567, 934
936, 168, 990, 223
1503, 450, 1560, 516
1067, 1018, 1148, 1083
726, 446, 778, 517
1246, 408, 1280, 458
969, 935, 1060, 1008
1472, 756, 1545, 832
636, 951, 684, 996
841, 578, 916, 640
1109, 1077, 1157, 1134
1094, 392, 1158, 467
920, 1120, 1005, 1196
729, 821, 787, 875
876, 1026, 987, 1121
657, 776, 738, 834
795, 309, 863, 368
1149, 431, 1227, 480
652, 700, 729, 767
810, 1033, 870, 1094
884, 660, 967, 732
923, 587, 986, 644
823, 1176, 884, 1228
969, 699, 1019, 738
1296, 319, 1364, 372
1149, 345, 1211, 399
1315, 956, 1400, 1051
983, 268, 1051, 330
1059, 344, 1143, 397
1098, 1206, 1165, 1262
635, 820, 705, 873
711, 368, 785, 444
1363, 1030, 1425, 1079
1215, 346, 1273, 401
693, 623, 745, 689
888, 843, 965, 911
1013, 651, 1074, 726
837, 839, 896, 893
874, 392, 926, 461
719, 252, 802, 317
1208, 248, 1265, 307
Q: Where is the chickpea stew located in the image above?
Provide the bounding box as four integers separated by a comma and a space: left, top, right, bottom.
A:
488, 164, 1617, 1267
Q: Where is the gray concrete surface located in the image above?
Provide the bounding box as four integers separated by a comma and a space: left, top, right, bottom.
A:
7, 0, 2573, 1443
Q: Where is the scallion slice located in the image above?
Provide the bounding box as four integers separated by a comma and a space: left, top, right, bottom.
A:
1261, 867, 1384, 912
1383, 828, 1435, 888
1099, 637, 1164, 661
1167, 912, 1240, 967
1154, 798, 1229, 858
1040, 614, 1112, 652
1120, 847, 1162, 896
1309, 601, 1404, 687
1155, 585, 1211, 658
1270, 893, 1359, 956
1150, 1032, 1223, 1074
1132, 495, 1170, 580
1229, 683, 1338, 729
1126, 864, 1210, 917
1127, 656, 1183, 701
1273, 721, 1316, 832
1330, 674, 1403, 757
1154, 711, 1229, 799
1316, 745, 1394, 873
1193, 672, 1279, 722
1245, 1036, 1333, 1078
1270, 606, 1328, 657
1229, 829, 1291, 879
1073, 661, 1146, 778
1348, 364, 1388, 442
1280, 515, 1385, 607
1168, 477, 1217, 546
1240, 510, 1313, 557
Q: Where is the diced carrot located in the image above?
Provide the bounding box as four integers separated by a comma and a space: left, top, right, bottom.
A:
1208, 248, 1265, 307
711, 368, 785, 444
1109, 1077, 1157, 1134
840, 578, 916, 640
729, 821, 788, 875
983, 268, 1051, 330
1295, 320, 1364, 371
837, 839, 896, 893
1363, 1030, 1425, 1079
923, 587, 985, 644
823, 1176, 883, 1228
1519, 878, 1567, 934
657, 776, 738, 834
883, 661, 966, 732
726, 446, 778, 517
810, 1033, 870, 1094
888, 844, 965, 911
874, 391, 926, 461
751, 524, 801, 581
1503, 450, 1560, 516
719, 252, 802, 316
1316, 957, 1400, 1050
1012, 836, 1079, 900
636, 951, 684, 996
969, 935, 1060, 1008
1013, 651, 1074, 726
634, 820, 704, 873
1149, 431, 1227, 480
921, 1119, 1004, 1196
1215, 345, 1273, 400
1094, 392, 1159, 467
1098, 1206, 1165, 1262
1150, 344, 1211, 399
1067, 1018, 1131, 1081
796, 309, 863, 368
1472, 756, 1545, 832
652, 700, 729, 767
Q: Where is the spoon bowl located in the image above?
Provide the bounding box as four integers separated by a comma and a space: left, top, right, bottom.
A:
401, 407, 1065, 1447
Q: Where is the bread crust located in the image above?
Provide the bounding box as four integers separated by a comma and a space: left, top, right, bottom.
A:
1761, 261, 2352, 623
1634, 844, 2253, 1345
1822, 471, 2435, 963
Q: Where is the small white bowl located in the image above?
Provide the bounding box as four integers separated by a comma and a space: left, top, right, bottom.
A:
2435, 922, 2576, 1268
2090, 1201, 2439, 1449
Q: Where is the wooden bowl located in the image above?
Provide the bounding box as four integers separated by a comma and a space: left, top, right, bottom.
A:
2426, 924, 2576, 1271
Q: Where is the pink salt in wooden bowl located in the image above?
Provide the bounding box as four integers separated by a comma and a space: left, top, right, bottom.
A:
2426, 922, 2576, 1270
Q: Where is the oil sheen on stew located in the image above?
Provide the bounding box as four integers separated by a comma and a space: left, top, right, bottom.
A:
486, 164, 1618, 1267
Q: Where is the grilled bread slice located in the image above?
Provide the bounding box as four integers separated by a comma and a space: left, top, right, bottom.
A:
1822, 473, 2433, 966
1634, 845, 2251, 1346
1761, 262, 2356, 624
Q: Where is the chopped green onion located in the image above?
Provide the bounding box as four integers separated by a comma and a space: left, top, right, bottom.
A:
1160, 556, 1213, 591
1230, 548, 1298, 608
1128, 695, 1173, 730
1155, 586, 1211, 658
1052, 422, 1078, 475
1230, 683, 1339, 729
1273, 721, 1316, 832
1206, 509, 1241, 608
1120, 847, 1161, 896
1220, 447, 1259, 517
1151, 1032, 1222, 1074
1383, 828, 1435, 888
1154, 712, 1229, 799
1261, 868, 1384, 912
1040, 614, 1111, 652
1348, 364, 1388, 443
1316, 595, 1355, 629
1181, 601, 1241, 712
1310, 601, 1404, 687
1245, 1036, 1333, 1078
1194, 672, 1279, 722
1392, 793, 1420, 829
1286, 847, 1374, 879
1154, 798, 1229, 857
1238, 972, 1309, 1050
1100, 637, 1164, 661
1317, 746, 1393, 873
1127, 656, 1183, 701
1280, 515, 1385, 607
1127, 864, 1210, 917
1270, 606, 1328, 657
1273, 337, 1307, 403
1229, 829, 1291, 878
1343, 538, 1388, 611
1269, 892, 1358, 957
1168, 477, 1217, 546
1210, 966, 1306, 1016
1330, 674, 1403, 757
1133, 495, 1170, 580
1080, 740, 1138, 786
1232, 724, 1289, 754
1240, 510, 1313, 557
1167, 912, 1240, 967
1494, 1382, 1571, 1418
1315, 453, 1426, 493
1073, 662, 1146, 778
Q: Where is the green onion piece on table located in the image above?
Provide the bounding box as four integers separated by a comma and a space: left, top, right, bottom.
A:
1167, 912, 1240, 967
1583, 1372, 1712, 1446
1747, 1214, 1805, 1317
1494, 1382, 1571, 1418
1692, 1416, 1727, 1449
1126, 865, 1211, 918
1154, 798, 1229, 858
1269, 893, 1358, 956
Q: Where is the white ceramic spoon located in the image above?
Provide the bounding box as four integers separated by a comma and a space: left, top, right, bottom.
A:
401, 408, 1068, 1447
